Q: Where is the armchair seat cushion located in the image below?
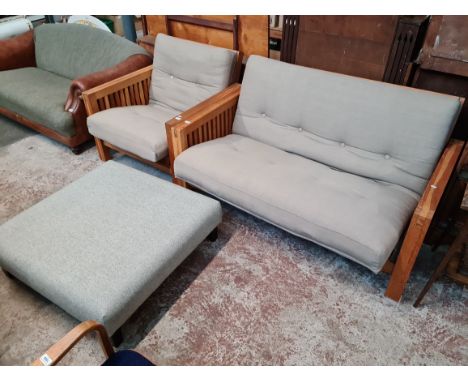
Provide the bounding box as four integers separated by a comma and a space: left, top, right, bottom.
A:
87, 102, 179, 162
0, 67, 74, 136
174, 134, 420, 273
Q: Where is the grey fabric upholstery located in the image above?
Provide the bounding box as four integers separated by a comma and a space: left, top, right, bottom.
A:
174, 135, 419, 273
34, 23, 149, 80
233, 56, 462, 194
87, 102, 179, 162
0, 161, 222, 334
150, 34, 238, 111
0, 67, 74, 136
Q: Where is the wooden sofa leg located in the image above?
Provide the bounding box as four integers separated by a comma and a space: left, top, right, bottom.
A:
385, 217, 427, 302
95, 138, 111, 161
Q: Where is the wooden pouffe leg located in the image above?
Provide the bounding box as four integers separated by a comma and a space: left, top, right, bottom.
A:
95, 138, 111, 161
206, 227, 218, 242
2, 269, 14, 279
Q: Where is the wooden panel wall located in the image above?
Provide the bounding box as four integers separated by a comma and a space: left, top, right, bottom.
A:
419, 15, 468, 78
412, 15, 468, 141
143, 15, 268, 58
295, 16, 398, 80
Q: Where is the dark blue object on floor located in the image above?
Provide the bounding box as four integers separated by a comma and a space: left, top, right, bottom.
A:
102, 350, 155, 366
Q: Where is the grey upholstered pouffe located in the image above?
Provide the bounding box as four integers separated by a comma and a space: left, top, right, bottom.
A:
0, 161, 221, 336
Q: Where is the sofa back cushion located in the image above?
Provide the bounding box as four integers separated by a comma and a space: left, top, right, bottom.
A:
233, 56, 462, 194
34, 24, 148, 80
150, 34, 238, 111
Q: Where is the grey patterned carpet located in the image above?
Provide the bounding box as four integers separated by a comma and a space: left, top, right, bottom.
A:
0, 134, 466, 365
0, 115, 36, 149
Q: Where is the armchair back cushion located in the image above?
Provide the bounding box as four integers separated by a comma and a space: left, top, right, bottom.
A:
34, 23, 149, 80
233, 56, 462, 194
150, 34, 238, 111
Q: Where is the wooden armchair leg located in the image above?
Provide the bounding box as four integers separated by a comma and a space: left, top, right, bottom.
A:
173, 177, 187, 188
95, 137, 111, 161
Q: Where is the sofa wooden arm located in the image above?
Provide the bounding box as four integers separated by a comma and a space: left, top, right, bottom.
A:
32, 320, 114, 366
0, 30, 35, 71
166, 83, 241, 174
82, 64, 153, 117
385, 139, 465, 302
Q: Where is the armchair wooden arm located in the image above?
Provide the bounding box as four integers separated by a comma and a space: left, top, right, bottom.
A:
82, 65, 153, 117
166, 83, 241, 178
32, 320, 114, 366
385, 139, 465, 301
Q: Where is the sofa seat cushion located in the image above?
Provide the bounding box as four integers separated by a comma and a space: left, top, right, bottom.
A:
0, 67, 74, 136
87, 102, 179, 162
174, 134, 420, 273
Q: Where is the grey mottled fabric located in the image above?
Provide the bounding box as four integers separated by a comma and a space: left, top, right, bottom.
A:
233, 56, 462, 194
0, 161, 222, 334
150, 34, 238, 111
0, 67, 74, 136
34, 23, 149, 80
174, 135, 419, 273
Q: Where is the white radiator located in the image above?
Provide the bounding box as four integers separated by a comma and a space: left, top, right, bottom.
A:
0, 16, 33, 40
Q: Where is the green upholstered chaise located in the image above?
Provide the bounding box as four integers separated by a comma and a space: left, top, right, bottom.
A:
0, 23, 151, 153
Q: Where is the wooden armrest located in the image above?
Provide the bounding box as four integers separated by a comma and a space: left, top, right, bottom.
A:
166, 83, 241, 170
414, 139, 465, 221
385, 139, 464, 301
82, 65, 153, 116
31, 320, 114, 366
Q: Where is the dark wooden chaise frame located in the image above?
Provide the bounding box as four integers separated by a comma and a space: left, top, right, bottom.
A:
164, 83, 465, 302
82, 52, 243, 173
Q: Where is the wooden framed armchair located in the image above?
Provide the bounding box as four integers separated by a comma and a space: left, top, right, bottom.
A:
166, 56, 465, 302
32, 320, 154, 366
83, 33, 242, 173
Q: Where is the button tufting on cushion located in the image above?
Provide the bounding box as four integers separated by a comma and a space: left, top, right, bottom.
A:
340, 142, 345, 147
233, 55, 462, 195
298, 127, 303, 132
384, 154, 391, 160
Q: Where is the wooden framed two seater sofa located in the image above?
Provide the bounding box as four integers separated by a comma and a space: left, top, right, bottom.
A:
166, 55, 465, 302
82, 34, 242, 173
0, 24, 152, 153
